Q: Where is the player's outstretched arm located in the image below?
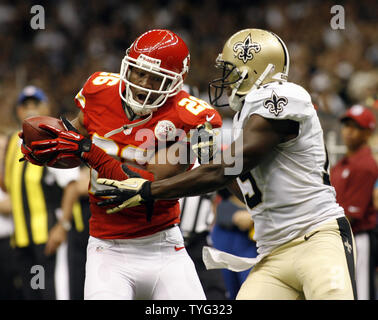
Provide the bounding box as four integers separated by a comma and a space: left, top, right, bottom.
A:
95, 115, 298, 210
151, 114, 284, 198
96, 141, 193, 214
226, 179, 244, 203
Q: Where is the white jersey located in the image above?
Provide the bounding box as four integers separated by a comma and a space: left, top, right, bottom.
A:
233, 81, 345, 258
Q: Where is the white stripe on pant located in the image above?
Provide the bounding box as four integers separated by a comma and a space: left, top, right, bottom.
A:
355, 232, 370, 300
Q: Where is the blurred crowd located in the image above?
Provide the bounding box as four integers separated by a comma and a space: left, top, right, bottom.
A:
0, 0, 377, 140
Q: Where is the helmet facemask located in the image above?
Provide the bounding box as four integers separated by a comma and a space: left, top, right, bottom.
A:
119, 52, 184, 116
209, 54, 248, 111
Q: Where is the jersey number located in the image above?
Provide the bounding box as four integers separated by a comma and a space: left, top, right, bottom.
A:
178, 96, 213, 115
92, 72, 120, 86
237, 172, 262, 210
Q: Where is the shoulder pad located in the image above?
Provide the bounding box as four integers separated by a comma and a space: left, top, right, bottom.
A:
244, 82, 314, 121
246, 82, 311, 104
82, 71, 120, 95
74, 71, 120, 110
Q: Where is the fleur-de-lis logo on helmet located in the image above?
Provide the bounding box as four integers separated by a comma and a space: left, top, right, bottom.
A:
263, 91, 288, 116
233, 34, 261, 64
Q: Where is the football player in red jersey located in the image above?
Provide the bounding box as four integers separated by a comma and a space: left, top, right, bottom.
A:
21, 29, 222, 299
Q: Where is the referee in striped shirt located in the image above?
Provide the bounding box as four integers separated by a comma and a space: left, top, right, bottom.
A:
1, 86, 80, 299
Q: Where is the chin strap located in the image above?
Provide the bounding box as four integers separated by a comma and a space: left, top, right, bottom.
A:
104, 112, 153, 138
123, 99, 137, 121
228, 70, 248, 112
228, 64, 278, 112
228, 94, 245, 112
251, 63, 275, 91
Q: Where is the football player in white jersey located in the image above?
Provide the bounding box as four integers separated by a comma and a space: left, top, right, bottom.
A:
95, 29, 357, 300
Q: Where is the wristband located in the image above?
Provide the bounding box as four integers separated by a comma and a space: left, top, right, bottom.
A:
59, 219, 72, 232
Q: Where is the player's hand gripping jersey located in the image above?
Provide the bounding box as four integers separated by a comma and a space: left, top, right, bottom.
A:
75, 71, 222, 239
233, 81, 344, 258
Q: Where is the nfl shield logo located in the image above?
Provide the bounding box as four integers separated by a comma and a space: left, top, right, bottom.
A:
154, 120, 177, 141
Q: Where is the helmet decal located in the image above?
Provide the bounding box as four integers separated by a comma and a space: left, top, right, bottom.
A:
233, 34, 261, 64
136, 54, 161, 67
182, 55, 190, 75
133, 30, 178, 54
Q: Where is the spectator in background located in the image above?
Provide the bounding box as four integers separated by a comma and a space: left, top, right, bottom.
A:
331, 104, 378, 300
1, 0, 377, 133
211, 188, 258, 300
373, 180, 378, 213
1, 86, 80, 299
371, 178, 378, 299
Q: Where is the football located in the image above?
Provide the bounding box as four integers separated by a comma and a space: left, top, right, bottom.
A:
22, 115, 81, 169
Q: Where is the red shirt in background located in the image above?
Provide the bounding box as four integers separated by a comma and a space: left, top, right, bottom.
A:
331, 146, 378, 233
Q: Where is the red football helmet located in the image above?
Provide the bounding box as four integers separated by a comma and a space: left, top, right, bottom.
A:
119, 29, 190, 116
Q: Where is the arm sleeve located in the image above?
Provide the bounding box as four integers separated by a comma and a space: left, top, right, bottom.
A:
82, 144, 154, 181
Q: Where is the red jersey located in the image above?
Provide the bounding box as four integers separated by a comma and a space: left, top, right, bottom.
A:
330, 146, 378, 233
74, 71, 222, 239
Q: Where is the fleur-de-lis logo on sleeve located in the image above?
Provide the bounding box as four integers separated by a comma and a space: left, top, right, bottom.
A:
233, 34, 261, 64
263, 91, 288, 116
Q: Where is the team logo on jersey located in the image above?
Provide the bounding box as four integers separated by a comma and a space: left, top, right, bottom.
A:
344, 239, 352, 254
263, 91, 288, 116
154, 120, 177, 141
233, 34, 261, 63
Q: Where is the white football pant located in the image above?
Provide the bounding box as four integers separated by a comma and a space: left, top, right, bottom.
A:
84, 226, 206, 300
